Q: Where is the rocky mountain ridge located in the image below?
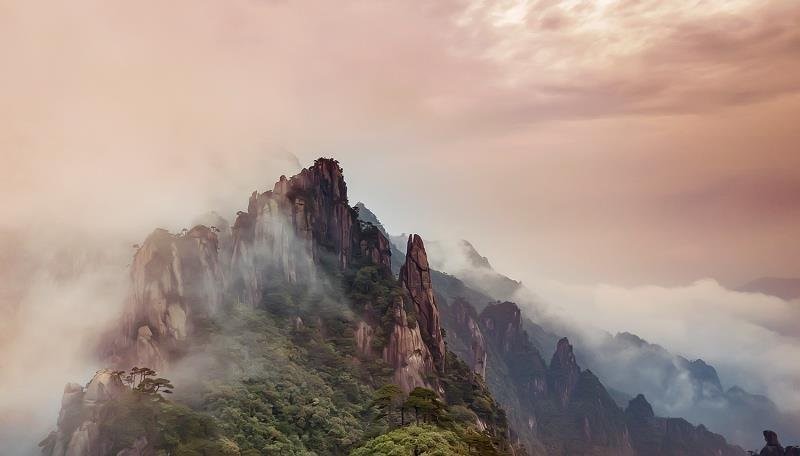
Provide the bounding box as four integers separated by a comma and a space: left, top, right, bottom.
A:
42, 158, 757, 456
360, 201, 751, 455
43, 158, 519, 455
403, 225, 796, 451
446, 298, 746, 455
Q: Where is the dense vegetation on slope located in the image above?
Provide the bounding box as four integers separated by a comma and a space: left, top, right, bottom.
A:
46, 256, 516, 455
351, 425, 469, 456
44, 179, 518, 455
170, 248, 515, 454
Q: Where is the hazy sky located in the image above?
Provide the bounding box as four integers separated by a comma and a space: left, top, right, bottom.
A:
2, 3, 800, 448
1, 0, 799, 287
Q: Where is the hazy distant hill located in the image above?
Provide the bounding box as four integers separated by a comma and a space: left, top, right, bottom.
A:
737, 277, 800, 300
404, 232, 793, 450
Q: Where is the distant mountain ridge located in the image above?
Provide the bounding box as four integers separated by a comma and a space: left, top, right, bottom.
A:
373, 221, 792, 450
737, 277, 800, 300
357, 203, 745, 455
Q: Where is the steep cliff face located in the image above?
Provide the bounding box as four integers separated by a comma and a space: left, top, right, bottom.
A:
444, 297, 487, 378
41, 370, 236, 456
466, 299, 743, 456
480, 301, 522, 353
548, 337, 581, 407
40, 370, 130, 456
480, 301, 548, 398
375, 234, 450, 394
104, 159, 372, 370
471, 302, 634, 455
230, 158, 356, 304
358, 224, 392, 275
399, 234, 446, 372
105, 226, 223, 370
381, 295, 439, 393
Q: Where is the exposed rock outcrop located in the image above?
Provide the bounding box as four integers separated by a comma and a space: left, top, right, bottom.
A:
104, 226, 223, 370
446, 297, 487, 377
381, 295, 439, 393
480, 301, 522, 353
229, 158, 356, 305
759, 430, 784, 456
399, 234, 446, 372
40, 370, 132, 456
480, 301, 548, 398
358, 224, 392, 275
104, 158, 385, 370
569, 369, 634, 454
548, 337, 581, 407
626, 394, 655, 421
469, 302, 637, 455
354, 320, 375, 357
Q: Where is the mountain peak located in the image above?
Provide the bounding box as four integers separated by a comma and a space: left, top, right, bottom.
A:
400, 234, 446, 372
354, 202, 389, 238
626, 394, 655, 420
459, 239, 492, 269
548, 337, 581, 406
678, 357, 724, 393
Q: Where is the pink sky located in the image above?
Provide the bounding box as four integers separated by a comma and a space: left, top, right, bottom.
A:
1, 0, 799, 286
3, 4, 800, 445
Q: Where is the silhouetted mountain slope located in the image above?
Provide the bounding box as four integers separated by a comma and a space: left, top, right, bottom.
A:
432, 289, 745, 455
625, 394, 745, 456
400, 232, 762, 452
575, 329, 800, 448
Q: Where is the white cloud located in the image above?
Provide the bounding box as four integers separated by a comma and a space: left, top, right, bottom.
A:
519, 276, 800, 410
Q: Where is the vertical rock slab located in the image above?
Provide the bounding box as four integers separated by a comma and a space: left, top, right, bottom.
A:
480, 301, 548, 398
448, 298, 487, 378
548, 337, 581, 407
229, 158, 357, 304
381, 295, 438, 393
399, 234, 446, 372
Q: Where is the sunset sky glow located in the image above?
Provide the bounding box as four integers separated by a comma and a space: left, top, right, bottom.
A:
1, 0, 798, 287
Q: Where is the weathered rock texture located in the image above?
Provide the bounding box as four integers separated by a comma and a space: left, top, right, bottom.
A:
399, 234, 446, 372
39, 370, 136, 456
104, 226, 223, 370
480, 301, 548, 398
103, 159, 391, 371
381, 295, 439, 393
446, 297, 487, 378
358, 224, 392, 274
230, 158, 357, 305
373, 234, 451, 394
548, 337, 581, 407
457, 299, 745, 456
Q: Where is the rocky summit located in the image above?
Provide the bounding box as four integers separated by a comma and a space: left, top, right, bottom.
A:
41, 158, 752, 456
